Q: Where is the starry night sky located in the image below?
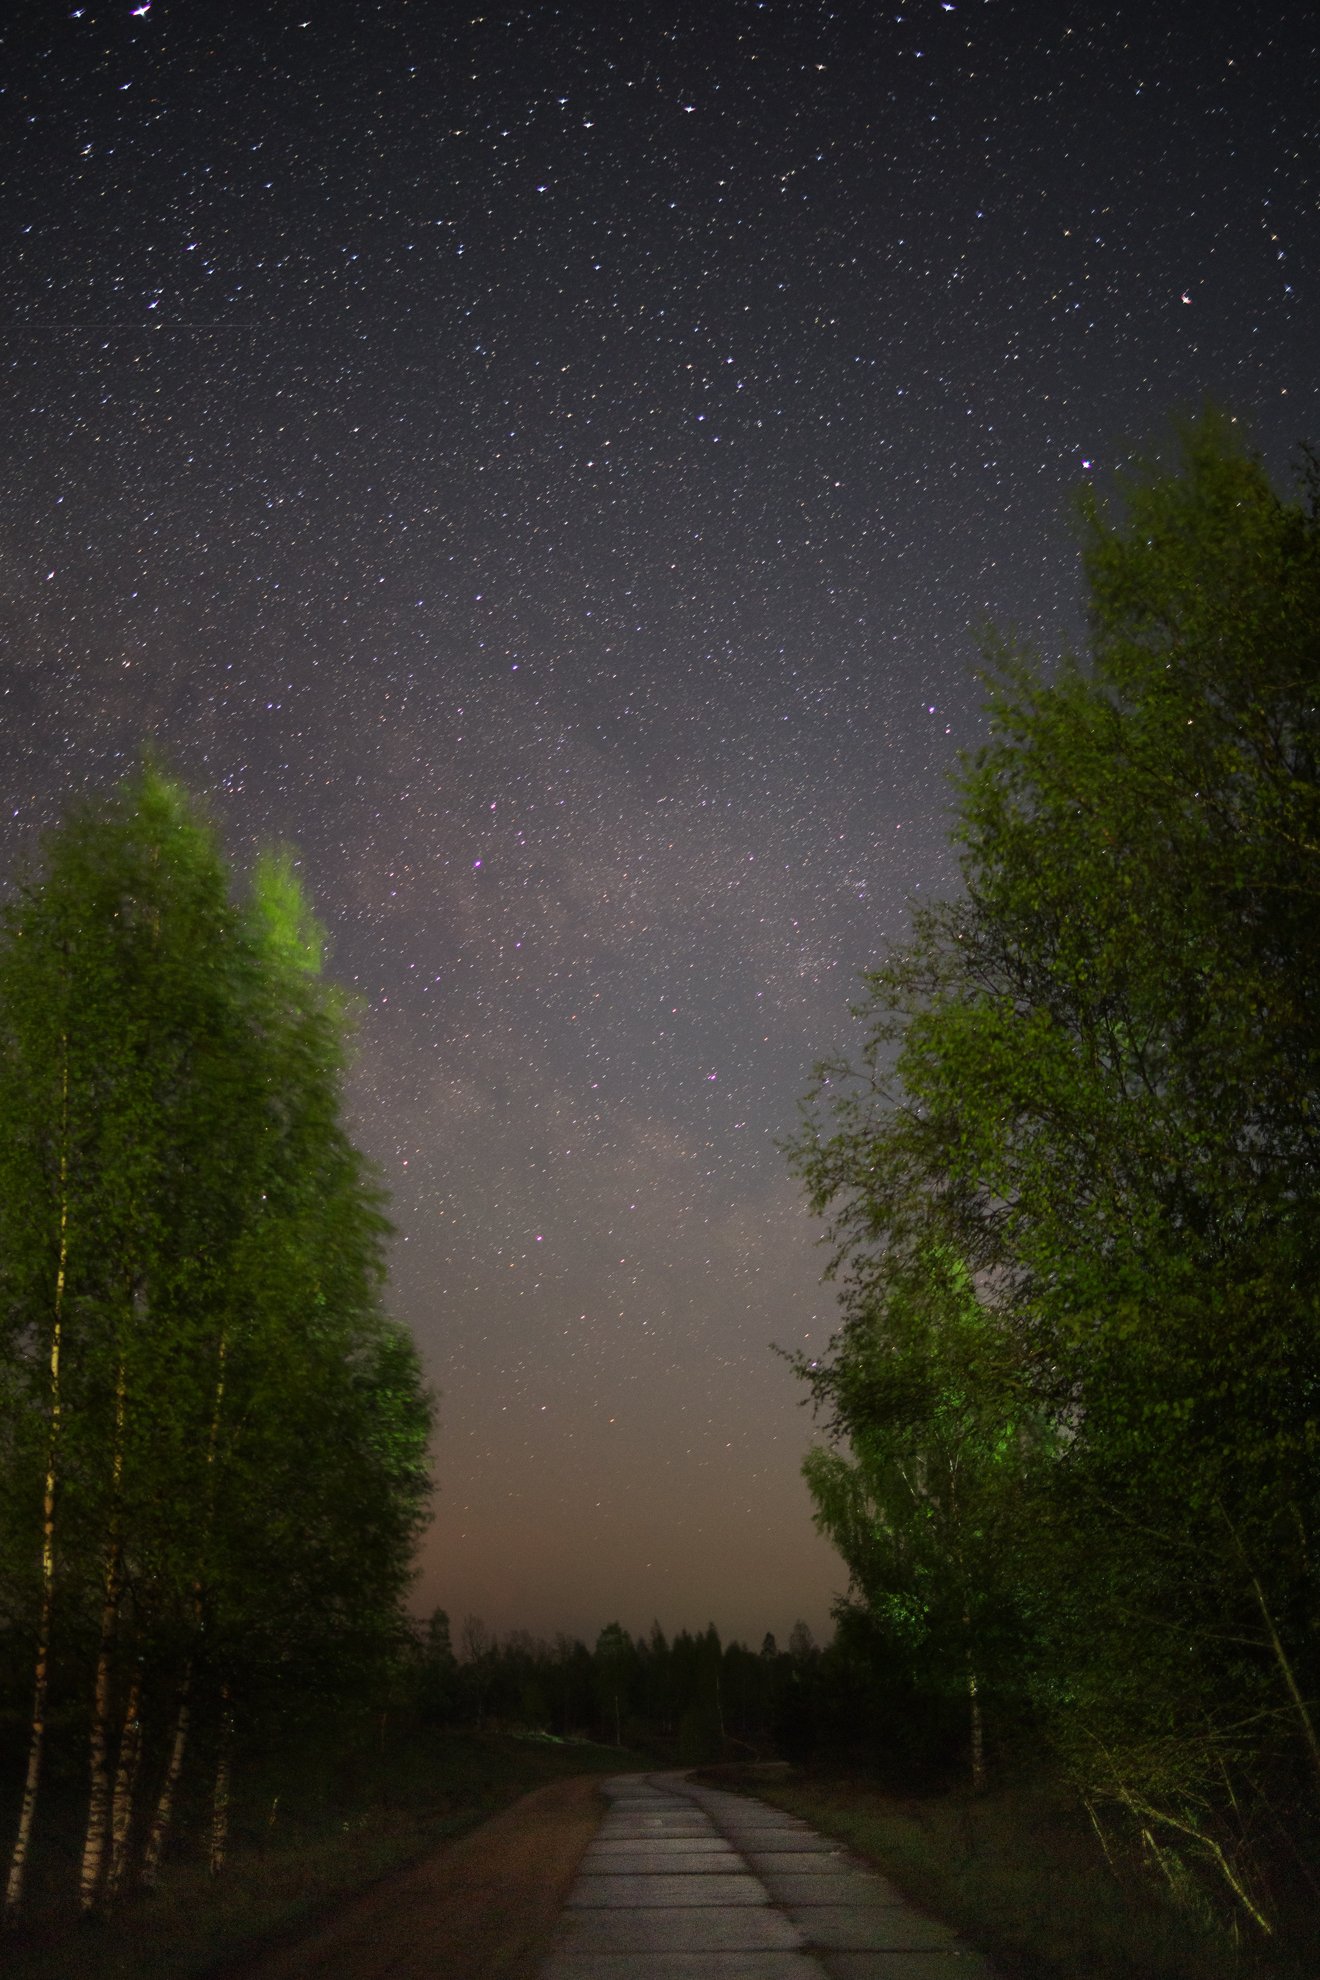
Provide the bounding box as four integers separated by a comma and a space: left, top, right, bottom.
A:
1, 0, 1316, 1647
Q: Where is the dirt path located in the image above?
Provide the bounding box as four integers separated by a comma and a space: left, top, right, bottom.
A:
234, 1774, 606, 1980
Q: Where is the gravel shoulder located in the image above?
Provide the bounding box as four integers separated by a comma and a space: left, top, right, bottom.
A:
234, 1773, 607, 1980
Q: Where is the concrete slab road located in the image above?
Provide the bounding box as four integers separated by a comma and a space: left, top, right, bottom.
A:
538, 1771, 999, 1979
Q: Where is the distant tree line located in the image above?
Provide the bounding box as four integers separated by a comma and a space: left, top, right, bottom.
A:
786, 416, 1320, 1945
0, 771, 432, 1925
403, 1608, 825, 1761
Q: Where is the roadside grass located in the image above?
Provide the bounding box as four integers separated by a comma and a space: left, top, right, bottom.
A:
723, 1766, 1305, 1980
1, 1725, 640, 1980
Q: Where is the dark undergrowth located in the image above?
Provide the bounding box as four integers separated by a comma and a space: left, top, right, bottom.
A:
0, 1720, 641, 1980
702, 1762, 1318, 1980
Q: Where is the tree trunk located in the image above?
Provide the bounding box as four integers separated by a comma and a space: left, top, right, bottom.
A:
4, 1587, 55, 1928
142, 1327, 229, 1891
104, 1663, 144, 1906
80, 1361, 128, 1913
79, 1549, 122, 1912
4, 1048, 70, 1928
141, 1669, 191, 1888
960, 1580, 986, 1792
209, 1689, 233, 1877
966, 1639, 986, 1792
951, 1495, 986, 1795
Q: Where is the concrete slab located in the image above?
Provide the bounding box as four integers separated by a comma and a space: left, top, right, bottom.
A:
536, 1772, 998, 1980
580, 1851, 743, 1876
721, 1830, 838, 1852
705, 1810, 812, 1827
569, 1871, 770, 1908
540, 1953, 830, 1980
793, 1903, 959, 1950
718, 1825, 819, 1843
741, 1849, 852, 1874
820, 1955, 998, 1980
760, 1870, 908, 1908
688, 1797, 799, 1813
583, 1836, 735, 1856
702, 1806, 809, 1825
554, 1906, 809, 1953
597, 1818, 718, 1837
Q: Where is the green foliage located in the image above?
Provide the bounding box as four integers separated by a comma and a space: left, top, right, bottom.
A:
788, 414, 1320, 1945
796, 1243, 1042, 1720
0, 765, 433, 1916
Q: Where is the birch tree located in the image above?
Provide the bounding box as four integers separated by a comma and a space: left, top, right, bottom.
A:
794, 1246, 1037, 1789
0, 772, 432, 1919
789, 414, 1320, 1930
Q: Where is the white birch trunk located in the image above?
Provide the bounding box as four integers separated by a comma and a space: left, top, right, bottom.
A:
209, 1692, 233, 1877
80, 1362, 127, 1913
142, 1328, 231, 1890
3, 1050, 70, 1927
78, 1579, 118, 1912
104, 1665, 144, 1905
141, 1673, 191, 1888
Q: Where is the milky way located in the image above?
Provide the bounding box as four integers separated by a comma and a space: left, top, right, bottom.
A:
1, 0, 1315, 1644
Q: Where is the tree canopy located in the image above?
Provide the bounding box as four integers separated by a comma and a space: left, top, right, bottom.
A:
787, 415, 1320, 1940
0, 767, 432, 1921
